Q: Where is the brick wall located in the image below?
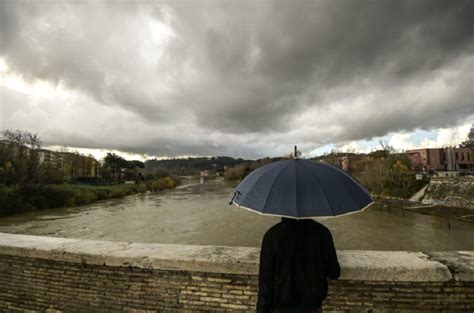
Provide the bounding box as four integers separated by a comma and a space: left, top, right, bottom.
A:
0, 233, 472, 312
0, 254, 258, 312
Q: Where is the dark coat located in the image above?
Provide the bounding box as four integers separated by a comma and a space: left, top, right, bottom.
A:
257, 218, 340, 313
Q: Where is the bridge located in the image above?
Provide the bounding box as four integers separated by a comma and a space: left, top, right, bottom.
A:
0, 233, 472, 312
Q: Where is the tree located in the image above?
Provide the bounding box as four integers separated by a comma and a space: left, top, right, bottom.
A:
389, 159, 410, 190
354, 158, 390, 195
368, 140, 395, 159
130, 160, 145, 169
123, 160, 145, 181
249, 157, 272, 171
224, 164, 248, 181
0, 129, 42, 185
103, 153, 129, 182
459, 127, 474, 148
104, 153, 118, 182
117, 156, 128, 182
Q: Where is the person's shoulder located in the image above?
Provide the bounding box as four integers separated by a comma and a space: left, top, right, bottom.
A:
308, 219, 332, 236
263, 221, 284, 238
267, 221, 285, 232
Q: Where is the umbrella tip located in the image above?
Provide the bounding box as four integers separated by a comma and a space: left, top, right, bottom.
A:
293, 145, 302, 159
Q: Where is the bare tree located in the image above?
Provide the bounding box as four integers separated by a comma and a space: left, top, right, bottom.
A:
378, 140, 395, 157
0, 129, 42, 184
459, 127, 474, 148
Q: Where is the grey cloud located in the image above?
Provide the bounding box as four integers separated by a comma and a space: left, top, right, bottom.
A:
1, 0, 473, 158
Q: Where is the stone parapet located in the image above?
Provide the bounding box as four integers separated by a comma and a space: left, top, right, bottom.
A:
0, 233, 472, 312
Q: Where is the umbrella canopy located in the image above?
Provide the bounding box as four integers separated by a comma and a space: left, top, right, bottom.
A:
229, 158, 373, 218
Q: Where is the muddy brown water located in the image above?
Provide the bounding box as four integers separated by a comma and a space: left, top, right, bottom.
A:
0, 179, 472, 250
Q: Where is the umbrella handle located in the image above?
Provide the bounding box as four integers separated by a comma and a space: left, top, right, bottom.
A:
228, 190, 241, 205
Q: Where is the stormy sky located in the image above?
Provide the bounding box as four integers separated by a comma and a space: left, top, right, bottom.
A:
0, 0, 473, 159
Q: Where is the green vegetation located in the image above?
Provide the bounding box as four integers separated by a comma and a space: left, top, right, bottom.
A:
0, 177, 178, 216
0, 129, 179, 217
224, 164, 248, 181
0, 128, 429, 217
223, 158, 275, 181
350, 153, 429, 199
103, 153, 145, 182
144, 156, 249, 176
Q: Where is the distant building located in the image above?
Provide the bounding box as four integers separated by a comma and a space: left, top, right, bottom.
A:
38, 149, 62, 167
339, 156, 350, 172
445, 148, 457, 172
1, 141, 99, 179
406, 148, 445, 172
453, 147, 473, 171
406, 147, 473, 173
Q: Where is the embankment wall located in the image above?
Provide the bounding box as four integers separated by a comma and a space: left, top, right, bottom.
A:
0, 233, 473, 312
421, 177, 474, 209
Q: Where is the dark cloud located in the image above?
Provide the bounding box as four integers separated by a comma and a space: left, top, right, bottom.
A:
0, 0, 473, 158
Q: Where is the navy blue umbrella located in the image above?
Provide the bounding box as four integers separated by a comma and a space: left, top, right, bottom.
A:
229, 157, 373, 218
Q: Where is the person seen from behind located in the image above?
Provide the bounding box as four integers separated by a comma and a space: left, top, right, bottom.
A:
257, 217, 340, 313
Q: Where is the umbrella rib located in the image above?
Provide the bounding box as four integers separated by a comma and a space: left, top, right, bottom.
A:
236, 160, 285, 206
261, 161, 292, 214
294, 161, 299, 217
306, 162, 336, 216
320, 162, 372, 199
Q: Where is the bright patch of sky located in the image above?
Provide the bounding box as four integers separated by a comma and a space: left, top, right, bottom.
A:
309, 123, 472, 158
2, 57, 472, 161
43, 146, 152, 162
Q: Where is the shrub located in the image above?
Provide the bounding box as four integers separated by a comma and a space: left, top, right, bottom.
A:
154, 179, 165, 191
145, 180, 154, 191
109, 189, 126, 199
137, 183, 147, 193
224, 165, 248, 181
0, 185, 18, 215
75, 190, 98, 205
42, 185, 76, 208
95, 188, 110, 200
0, 177, 178, 216
143, 177, 177, 192
164, 177, 175, 188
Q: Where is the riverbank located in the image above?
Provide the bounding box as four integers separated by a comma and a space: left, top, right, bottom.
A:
377, 197, 474, 223
0, 176, 179, 217
0, 178, 472, 250
420, 176, 474, 209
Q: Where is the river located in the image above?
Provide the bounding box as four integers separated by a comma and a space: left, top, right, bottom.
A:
0, 178, 472, 250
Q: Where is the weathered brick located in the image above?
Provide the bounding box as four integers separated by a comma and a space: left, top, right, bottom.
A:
0, 250, 472, 312
199, 296, 228, 303
220, 303, 250, 310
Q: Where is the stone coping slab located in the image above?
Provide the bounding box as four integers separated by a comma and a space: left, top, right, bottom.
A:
427, 251, 474, 281
0, 232, 470, 282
